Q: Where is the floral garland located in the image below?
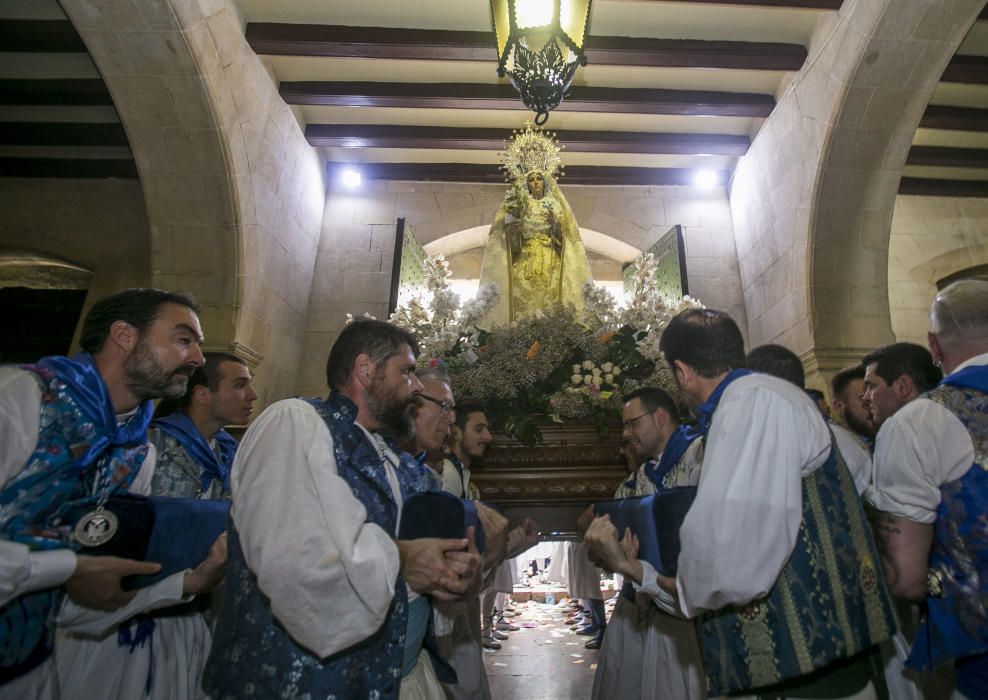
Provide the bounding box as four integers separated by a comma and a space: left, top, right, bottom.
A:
385, 252, 703, 445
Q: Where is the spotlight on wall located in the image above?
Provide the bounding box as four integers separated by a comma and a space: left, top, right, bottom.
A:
693, 169, 718, 191
341, 168, 362, 189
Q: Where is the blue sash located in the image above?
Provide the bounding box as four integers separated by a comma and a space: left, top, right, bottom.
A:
152, 412, 236, 493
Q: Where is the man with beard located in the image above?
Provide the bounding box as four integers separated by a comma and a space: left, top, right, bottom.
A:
831, 365, 877, 443
439, 398, 535, 699
587, 387, 706, 700
56, 352, 255, 700
0, 288, 207, 698
600, 309, 897, 698
203, 318, 482, 699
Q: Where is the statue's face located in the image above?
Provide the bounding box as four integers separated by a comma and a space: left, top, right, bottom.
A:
527, 172, 545, 199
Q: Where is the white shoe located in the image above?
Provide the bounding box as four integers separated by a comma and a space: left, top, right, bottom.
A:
482, 635, 502, 650
492, 629, 509, 640
496, 620, 520, 631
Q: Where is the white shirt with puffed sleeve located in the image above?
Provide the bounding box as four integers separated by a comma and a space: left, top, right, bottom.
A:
865, 353, 986, 525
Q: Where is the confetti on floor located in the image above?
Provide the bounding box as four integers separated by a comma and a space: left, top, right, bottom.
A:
572, 659, 585, 664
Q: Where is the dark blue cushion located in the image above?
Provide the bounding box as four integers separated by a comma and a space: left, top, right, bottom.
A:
57, 493, 230, 590
398, 491, 486, 553
594, 487, 697, 576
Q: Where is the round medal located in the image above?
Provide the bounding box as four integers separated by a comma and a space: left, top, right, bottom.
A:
73, 507, 119, 547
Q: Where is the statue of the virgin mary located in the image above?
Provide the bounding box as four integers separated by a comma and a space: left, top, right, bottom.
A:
478, 124, 593, 326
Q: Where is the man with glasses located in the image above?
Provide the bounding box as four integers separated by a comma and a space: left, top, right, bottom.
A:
588, 387, 706, 699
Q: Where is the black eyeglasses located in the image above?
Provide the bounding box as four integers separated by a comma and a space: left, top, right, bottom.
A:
621, 412, 651, 429
419, 394, 455, 415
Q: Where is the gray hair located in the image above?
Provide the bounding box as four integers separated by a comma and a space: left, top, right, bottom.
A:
931, 279, 988, 341
416, 366, 451, 386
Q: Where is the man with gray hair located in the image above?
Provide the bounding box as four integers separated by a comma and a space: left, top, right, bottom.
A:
866, 279, 988, 699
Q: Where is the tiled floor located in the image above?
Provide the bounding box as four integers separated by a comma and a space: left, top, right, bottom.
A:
483, 600, 601, 700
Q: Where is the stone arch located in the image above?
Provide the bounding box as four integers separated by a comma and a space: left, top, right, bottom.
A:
729, 0, 984, 383
806, 0, 984, 371
59, 0, 327, 402
59, 0, 243, 349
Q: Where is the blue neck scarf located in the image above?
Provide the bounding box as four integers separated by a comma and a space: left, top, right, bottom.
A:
152, 412, 237, 492
35, 353, 154, 469
941, 363, 988, 393
644, 369, 753, 487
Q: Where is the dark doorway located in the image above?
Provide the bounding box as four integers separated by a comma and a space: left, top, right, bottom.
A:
0, 287, 87, 363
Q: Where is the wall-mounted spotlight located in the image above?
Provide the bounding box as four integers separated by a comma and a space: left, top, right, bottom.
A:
341, 168, 362, 189
693, 170, 718, 191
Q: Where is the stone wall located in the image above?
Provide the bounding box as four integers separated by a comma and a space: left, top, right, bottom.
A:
297, 180, 745, 397
60, 0, 326, 406
888, 195, 988, 345
728, 0, 982, 387
0, 178, 151, 321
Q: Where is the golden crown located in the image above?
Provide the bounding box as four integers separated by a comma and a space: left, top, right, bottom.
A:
500, 122, 564, 182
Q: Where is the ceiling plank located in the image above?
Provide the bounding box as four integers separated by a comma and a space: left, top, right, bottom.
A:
907, 145, 988, 168
640, 0, 842, 6
247, 23, 806, 71
920, 105, 988, 132
0, 122, 129, 147
0, 20, 87, 53
0, 157, 137, 179
326, 161, 728, 186
941, 55, 988, 85
306, 124, 750, 155
899, 177, 988, 198
0, 79, 113, 106
282, 82, 775, 117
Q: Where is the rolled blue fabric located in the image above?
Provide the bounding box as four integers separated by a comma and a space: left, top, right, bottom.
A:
594, 487, 697, 576
398, 490, 486, 553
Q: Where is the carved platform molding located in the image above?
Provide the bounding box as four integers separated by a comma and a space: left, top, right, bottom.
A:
472, 420, 626, 533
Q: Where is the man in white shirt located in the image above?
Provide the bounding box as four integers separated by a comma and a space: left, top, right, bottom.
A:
867, 280, 988, 699
590, 386, 706, 699
746, 344, 873, 496
202, 318, 482, 699
0, 288, 207, 698
588, 309, 896, 698
861, 342, 942, 430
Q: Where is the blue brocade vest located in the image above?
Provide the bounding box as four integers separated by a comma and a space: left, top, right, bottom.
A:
698, 440, 897, 697
202, 393, 443, 699
0, 367, 149, 684
906, 372, 988, 692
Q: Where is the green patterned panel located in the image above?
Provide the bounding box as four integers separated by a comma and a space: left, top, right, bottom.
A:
397, 222, 428, 304
624, 225, 687, 298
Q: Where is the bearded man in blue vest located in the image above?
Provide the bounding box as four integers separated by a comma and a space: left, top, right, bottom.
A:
588, 308, 897, 698
867, 279, 988, 699
203, 318, 483, 699
0, 288, 206, 698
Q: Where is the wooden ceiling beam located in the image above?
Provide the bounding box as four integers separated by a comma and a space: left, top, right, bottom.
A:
0, 79, 113, 106
306, 124, 750, 155
907, 145, 988, 169
247, 23, 806, 71
941, 55, 988, 85
0, 157, 137, 179
640, 0, 841, 7
899, 177, 988, 198
0, 20, 87, 53
326, 161, 728, 187
919, 105, 988, 132
282, 82, 775, 118
0, 122, 129, 147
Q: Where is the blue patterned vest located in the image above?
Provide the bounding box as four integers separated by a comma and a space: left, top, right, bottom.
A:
202, 393, 439, 699
0, 365, 149, 684
906, 366, 988, 696
698, 440, 897, 696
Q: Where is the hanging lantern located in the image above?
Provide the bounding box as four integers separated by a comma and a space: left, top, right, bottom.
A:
490, 0, 593, 125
